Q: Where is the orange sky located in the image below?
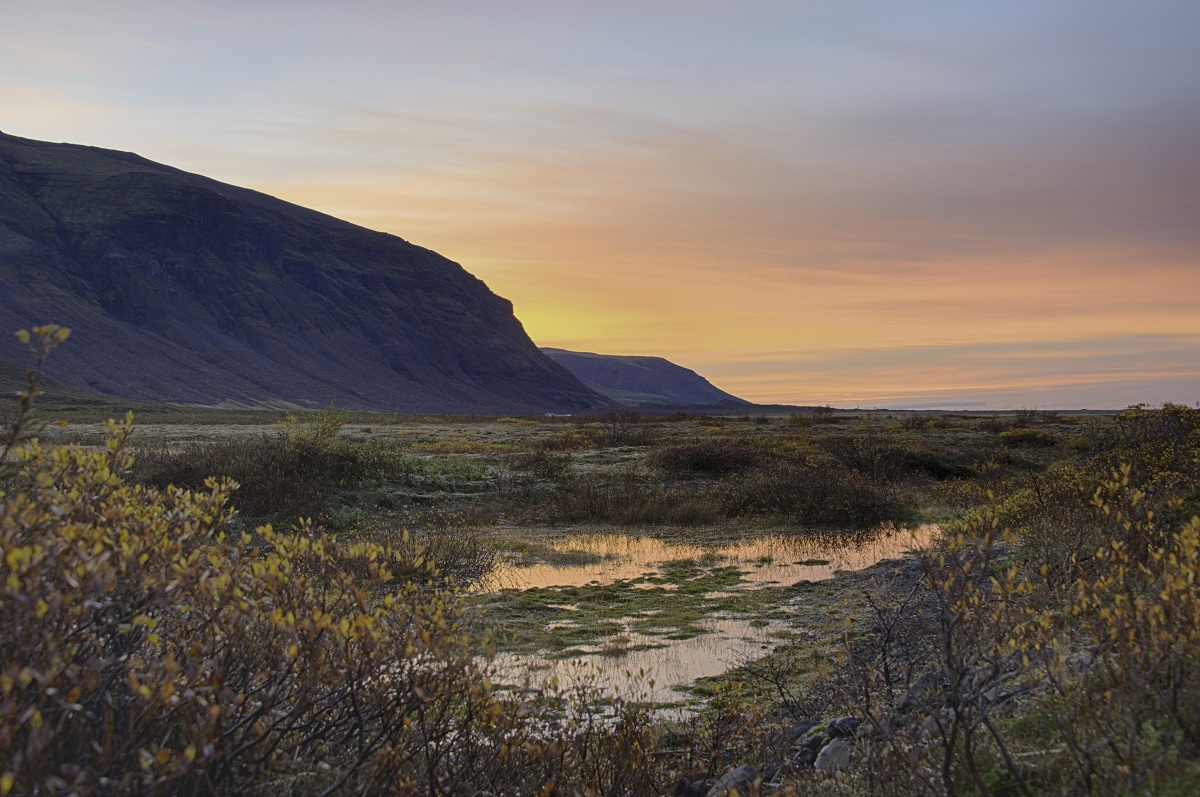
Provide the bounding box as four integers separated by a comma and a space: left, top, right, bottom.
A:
3, 1, 1198, 408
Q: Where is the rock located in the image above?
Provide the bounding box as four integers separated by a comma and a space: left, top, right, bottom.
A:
675, 778, 706, 797
799, 729, 828, 752
771, 719, 819, 748
793, 747, 817, 770
706, 764, 757, 797
814, 738, 852, 773
828, 716, 861, 738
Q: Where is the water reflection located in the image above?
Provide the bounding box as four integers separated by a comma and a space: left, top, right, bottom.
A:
488, 523, 935, 592
492, 616, 792, 705
483, 523, 936, 704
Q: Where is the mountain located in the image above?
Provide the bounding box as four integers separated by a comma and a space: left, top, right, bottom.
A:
0, 130, 608, 413
541, 348, 751, 408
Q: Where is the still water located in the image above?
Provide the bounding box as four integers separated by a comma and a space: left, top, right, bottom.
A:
484, 523, 936, 704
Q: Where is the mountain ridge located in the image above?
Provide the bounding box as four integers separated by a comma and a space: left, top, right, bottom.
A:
541, 347, 750, 408
0, 131, 608, 413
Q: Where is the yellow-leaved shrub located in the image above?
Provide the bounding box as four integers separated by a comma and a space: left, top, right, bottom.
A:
0, 412, 513, 795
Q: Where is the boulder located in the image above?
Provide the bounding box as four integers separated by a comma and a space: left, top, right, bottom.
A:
706, 764, 757, 797
793, 747, 817, 770
814, 738, 852, 773
771, 719, 819, 748
828, 716, 861, 738
799, 729, 828, 752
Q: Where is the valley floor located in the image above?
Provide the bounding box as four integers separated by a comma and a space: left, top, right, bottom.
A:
10, 403, 1200, 794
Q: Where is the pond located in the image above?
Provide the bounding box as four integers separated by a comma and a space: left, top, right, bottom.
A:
479, 522, 936, 704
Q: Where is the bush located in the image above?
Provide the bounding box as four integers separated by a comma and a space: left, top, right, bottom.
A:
0, 417, 499, 794
822, 435, 976, 482
650, 438, 770, 477
724, 462, 900, 526
1088, 403, 1200, 501
544, 472, 724, 525
132, 436, 422, 522
274, 399, 349, 446
585, 410, 659, 447
840, 462, 1200, 796
978, 414, 1009, 433
998, 427, 1058, 447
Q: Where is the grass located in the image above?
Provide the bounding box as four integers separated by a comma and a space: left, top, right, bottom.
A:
476, 555, 796, 657
20, 362, 1200, 795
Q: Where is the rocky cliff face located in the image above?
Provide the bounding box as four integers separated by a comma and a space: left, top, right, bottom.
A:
0, 131, 607, 413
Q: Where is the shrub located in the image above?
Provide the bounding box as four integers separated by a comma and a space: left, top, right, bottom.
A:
274, 399, 349, 447
821, 433, 976, 482
508, 448, 573, 480
132, 435, 414, 522
840, 462, 1200, 796
0, 416, 500, 794
978, 414, 1009, 433
724, 462, 900, 526
586, 410, 659, 447
134, 435, 325, 519
998, 427, 1058, 447
544, 472, 724, 525
650, 438, 770, 477
1088, 403, 1200, 500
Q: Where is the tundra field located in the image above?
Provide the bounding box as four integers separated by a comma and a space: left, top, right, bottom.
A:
4, 374, 1200, 795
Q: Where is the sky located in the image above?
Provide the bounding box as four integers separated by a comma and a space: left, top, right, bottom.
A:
3, 0, 1198, 409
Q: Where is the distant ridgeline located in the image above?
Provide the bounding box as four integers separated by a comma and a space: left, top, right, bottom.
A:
0, 130, 607, 414
541, 348, 751, 409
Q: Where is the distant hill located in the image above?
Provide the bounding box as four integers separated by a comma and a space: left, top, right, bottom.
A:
0, 130, 608, 414
541, 348, 751, 408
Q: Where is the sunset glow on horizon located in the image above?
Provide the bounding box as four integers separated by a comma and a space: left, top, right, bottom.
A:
3, 1, 1198, 408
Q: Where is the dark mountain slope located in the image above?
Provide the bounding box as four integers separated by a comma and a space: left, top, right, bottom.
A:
0, 131, 607, 413
541, 348, 750, 408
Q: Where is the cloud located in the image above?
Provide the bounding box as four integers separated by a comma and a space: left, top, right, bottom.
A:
2, 0, 1198, 408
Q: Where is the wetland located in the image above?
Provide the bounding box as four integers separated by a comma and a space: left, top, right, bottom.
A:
22, 400, 1200, 794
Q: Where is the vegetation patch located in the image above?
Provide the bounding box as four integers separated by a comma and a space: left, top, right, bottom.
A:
476, 558, 792, 657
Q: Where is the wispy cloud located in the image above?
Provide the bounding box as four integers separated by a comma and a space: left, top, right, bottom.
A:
2, 0, 1197, 407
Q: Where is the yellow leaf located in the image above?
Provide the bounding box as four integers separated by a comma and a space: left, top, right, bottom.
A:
0, 773, 13, 797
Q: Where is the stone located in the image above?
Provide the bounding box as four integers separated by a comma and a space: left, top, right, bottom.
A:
793, 747, 817, 770
706, 764, 757, 797
675, 778, 705, 797
828, 716, 861, 738
799, 729, 828, 751
814, 738, 852, 773
771, 719, 819, 748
